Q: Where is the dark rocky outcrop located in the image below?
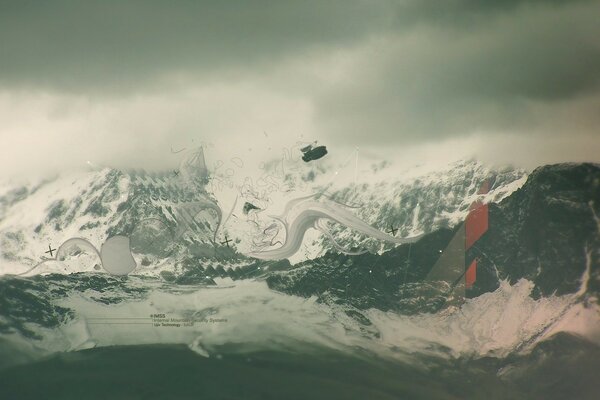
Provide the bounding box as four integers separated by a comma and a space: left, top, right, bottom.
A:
266, 163, 600, 312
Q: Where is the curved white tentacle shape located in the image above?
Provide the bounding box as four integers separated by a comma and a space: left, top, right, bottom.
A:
248, 195, 423, 260
18, 236, 136, 276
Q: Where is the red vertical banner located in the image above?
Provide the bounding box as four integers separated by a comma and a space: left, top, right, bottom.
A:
464, 180, 491, 290
465, 259, 477, 289
465, 202, 489, 250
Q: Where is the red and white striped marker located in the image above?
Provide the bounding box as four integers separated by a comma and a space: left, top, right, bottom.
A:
464, 181, 491, 289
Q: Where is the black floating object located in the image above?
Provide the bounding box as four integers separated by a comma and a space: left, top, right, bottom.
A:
243, 202, 261, 215
301, 145, 328, 162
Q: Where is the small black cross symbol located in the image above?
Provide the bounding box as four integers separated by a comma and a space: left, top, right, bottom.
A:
173, 170, 180, 176
45, 244, 56, 257
387, 225, 398, 236
220, 235, 232, 247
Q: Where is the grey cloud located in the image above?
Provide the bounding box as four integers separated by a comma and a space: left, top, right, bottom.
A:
0, 0, 587, 93
0, 0, 391, 92
314, 0, 600, 144
390, 0, 586, 27
0, 0, 598, 155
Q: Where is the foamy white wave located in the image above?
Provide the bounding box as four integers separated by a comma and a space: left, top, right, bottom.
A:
4, 274, 597, 365
13, 279, 368, 358
367, 279, 595, 359
367, 256, 597, 358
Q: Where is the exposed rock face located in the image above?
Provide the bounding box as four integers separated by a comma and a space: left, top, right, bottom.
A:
475, 163, 600, 298
267, 163, 600, 312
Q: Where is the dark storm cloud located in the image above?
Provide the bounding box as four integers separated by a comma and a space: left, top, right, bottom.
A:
391, 0, 584, 27
314, 0, 600, 143
0, 0, 391, 91
0, 0, 598, 148
0, 0, 587, 91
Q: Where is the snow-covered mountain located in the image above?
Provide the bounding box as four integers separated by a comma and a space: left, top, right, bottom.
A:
268, 163, 600, 311
1, 156, 599, 392
0, 148, 220, 275
0, 151, 527, 275
311, 159, 526, 257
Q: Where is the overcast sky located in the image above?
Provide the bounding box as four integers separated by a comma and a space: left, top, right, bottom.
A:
1, 0, 599, 179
